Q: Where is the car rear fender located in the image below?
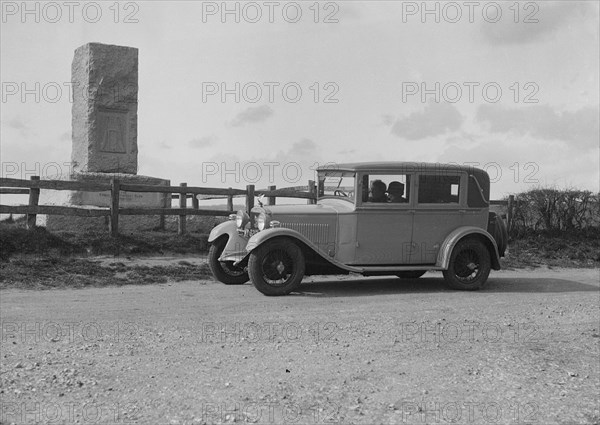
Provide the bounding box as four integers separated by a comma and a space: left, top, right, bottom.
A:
208, 220, 249, 262
437, 226, 501, 270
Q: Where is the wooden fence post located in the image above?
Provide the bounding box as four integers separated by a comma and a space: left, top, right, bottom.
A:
227, 189, 234, 212
110, 178, 120, 236
192, 193, 199, 210
179, 183, 187, 235
308, 180, 316, 205
246, 185, 255, 214
26, 176, 40, 229
507, 194, 515, 232
267, 185, 276, 205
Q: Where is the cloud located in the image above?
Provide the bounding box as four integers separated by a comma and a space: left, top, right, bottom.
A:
476, 104, 599, 149
229, 105, 274, 127
189, 136, 216, 149
287, 138, 317, 156
482, 3, 591, 45
435, 134, 599, 195
388, 102, 464, 140
6, 117, 29, 136
192, 138, 324, 189
381, 114, 395, 126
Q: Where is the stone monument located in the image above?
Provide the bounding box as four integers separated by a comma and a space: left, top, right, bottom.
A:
41, 43, 170, 233
71, 43, 139, 174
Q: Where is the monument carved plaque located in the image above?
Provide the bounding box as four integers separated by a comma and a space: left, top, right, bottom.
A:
98, 110, 128, 154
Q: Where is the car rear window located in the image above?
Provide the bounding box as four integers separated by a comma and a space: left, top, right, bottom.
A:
418, 175, 461, 204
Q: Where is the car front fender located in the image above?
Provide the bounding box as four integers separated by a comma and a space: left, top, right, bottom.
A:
246, 228, 321, 254
244, 228, 363, 273
208, 220, 249, 262
437, 226, 501, 270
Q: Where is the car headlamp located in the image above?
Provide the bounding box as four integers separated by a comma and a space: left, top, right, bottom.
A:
257, 212, 269, 231
236, 210, 250, 229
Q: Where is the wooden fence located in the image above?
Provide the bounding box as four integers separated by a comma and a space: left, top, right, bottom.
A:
0, 176, 316, 236
0, 176, 513, 236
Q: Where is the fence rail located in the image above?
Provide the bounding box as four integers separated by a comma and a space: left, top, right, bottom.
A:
1, 176, 513, 236
0, 176, 316, 236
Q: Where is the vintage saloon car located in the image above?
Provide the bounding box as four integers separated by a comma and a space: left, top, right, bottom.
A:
208, 162, 507, 296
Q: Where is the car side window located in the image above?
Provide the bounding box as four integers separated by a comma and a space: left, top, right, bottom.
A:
418, 175, 460, 204
362, 174, 411, 204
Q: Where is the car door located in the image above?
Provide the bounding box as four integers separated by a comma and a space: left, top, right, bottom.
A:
352, 173, 414, 265
409, 172, 467, 264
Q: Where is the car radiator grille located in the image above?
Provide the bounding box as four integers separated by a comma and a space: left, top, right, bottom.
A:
280, 223, 330, 244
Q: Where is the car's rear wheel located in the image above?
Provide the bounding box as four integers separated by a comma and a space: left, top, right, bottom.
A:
248, 238, 305, 296
443, 238, 491, 290
208, 237, 249, 285
396, 271, 426, 279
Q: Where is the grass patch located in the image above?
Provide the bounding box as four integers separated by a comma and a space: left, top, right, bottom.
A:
1, 219, 209, 260
502, 228, 600, 269
0, 257, 213, 290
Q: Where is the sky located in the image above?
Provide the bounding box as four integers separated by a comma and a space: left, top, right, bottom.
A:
1, 0, 599, 200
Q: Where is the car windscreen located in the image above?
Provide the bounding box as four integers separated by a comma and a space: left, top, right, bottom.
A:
318, 171, 355, 202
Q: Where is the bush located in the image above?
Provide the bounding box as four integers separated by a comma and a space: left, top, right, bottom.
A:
509, 188, 599, 238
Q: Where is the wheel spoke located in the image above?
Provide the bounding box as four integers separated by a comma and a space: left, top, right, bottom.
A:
220, 261, 245, 277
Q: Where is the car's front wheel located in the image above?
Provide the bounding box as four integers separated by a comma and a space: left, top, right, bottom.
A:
248, 238, 305, 296
443, 238, 491, 290
396, 271, 426, 279
208, 237, 249, 285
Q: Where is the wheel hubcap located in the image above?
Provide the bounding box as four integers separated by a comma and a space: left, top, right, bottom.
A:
262, 250, 293, 285
455, 249, 480, 282
276, 261, 285, 274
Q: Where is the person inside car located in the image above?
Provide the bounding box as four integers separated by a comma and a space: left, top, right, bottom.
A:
388, 181, 408, 203
368, 179, 388, 202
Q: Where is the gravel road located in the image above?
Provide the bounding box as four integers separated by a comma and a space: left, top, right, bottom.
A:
1, 265, 599, 425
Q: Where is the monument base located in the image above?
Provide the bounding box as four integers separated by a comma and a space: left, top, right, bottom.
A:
39, 172, 171, 234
